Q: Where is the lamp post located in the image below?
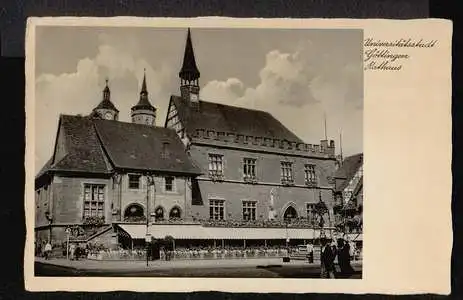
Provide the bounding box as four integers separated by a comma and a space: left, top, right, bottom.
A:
145, 174, 155, 267
284, 212, 293, 261
65, 227, 71, 260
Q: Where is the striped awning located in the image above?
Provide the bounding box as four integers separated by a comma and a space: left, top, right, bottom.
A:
117, 224, 333, 240
346, 233, 363, 241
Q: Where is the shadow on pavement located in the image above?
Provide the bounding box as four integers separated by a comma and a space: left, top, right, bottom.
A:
35, 261, 362, 279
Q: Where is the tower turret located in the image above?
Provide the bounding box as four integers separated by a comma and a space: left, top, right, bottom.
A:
179, 28, 200, 103
131, 70, 156, 126
91, 79, 119, 120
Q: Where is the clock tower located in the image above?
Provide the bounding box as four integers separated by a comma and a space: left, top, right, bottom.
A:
91, 79, 119, 120
131, 70, 157, 126
179, 28, 200, 103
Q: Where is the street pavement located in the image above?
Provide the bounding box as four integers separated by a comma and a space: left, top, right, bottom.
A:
35, 257, 362, 278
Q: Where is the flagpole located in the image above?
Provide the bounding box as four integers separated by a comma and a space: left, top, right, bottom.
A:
340, 129, 344, 163
324, 112, 327, 141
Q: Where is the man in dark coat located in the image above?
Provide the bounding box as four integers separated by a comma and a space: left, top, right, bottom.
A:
320, 238, 336, 278
337, 238, 355, 278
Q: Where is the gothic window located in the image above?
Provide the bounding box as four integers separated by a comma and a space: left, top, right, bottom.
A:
128, 174, 141, 189
304, 164, 317, 185
280, 161, 293, 183
283, 206, 297, 221
155, 206, 165, 221
208, 154, 224, 177
209, 199, 225, 220
169, 206, 181, 219
124, 203, 145, 221
243, 158, 257, 180
242, 201, 257, 221
83, 184, 105, 218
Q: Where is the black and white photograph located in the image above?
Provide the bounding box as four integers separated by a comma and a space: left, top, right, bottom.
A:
31, 22, 364, 279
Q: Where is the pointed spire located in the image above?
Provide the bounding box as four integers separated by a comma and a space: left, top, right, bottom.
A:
131, 70, 155, 112
103, 77, 110, 100
179, 28, 200, 81
141, 68, 148, 94
94, 78, 119, 112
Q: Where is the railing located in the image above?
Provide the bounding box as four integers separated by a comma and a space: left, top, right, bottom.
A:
119, 217, 336, 229
202, 218, 322, 229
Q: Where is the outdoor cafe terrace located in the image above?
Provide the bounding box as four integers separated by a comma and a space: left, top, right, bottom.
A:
122, 217, 362, 232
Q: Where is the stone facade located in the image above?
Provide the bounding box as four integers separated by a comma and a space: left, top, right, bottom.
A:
35, 173, 192, 245
187, 142, 337, 222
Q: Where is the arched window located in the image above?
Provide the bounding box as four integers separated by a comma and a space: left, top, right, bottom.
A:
155, 206, 165, 221
283, 206, 298, 221
124, 203, 145, 222
169, 206, 182, 220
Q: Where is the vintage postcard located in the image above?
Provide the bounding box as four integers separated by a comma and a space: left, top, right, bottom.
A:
25, 17, 452, 294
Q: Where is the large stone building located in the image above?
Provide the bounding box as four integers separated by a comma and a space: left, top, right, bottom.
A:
35, 29, 360, 251
35, 73, 201, 249
165, 29, 337, 226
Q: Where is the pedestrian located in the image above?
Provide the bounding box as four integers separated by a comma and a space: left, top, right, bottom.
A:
36, 242, 42, 257
306, 243, 314, 263
69, 243, 76, 260
337, 238, 355, 278
44, 242, 52, 260
320, 238, 336, 278
349, 241, 356, 260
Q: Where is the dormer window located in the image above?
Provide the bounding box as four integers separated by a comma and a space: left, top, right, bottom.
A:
161, 141, 170, 159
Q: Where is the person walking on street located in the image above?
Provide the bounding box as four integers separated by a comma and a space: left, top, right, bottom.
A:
320, 238, 336, 278
44, 242, 52, 260
337, 238, 355, 278
69, 243, 76, 260
306, 243, 314, 263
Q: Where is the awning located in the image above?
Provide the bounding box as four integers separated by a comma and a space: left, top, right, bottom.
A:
117, 224, 209, 240
150, 225, 210, 239
117, 224, 335, 240
117, 224, 147, 239
346, 233, 363, 241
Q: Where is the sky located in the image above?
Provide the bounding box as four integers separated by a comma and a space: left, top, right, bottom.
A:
34, 26, 363, 171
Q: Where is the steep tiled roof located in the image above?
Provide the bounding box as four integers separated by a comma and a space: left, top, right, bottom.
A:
334, 153, 363, 192
36, 157, 53, 178
171, 96, 303, 142
93, 119, 201, 175
53, 115, 111, 174
36, 115, 201, 179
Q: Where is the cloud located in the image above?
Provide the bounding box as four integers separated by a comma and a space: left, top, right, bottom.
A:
35, 36, 175, 171
201, 42, 363, 156
201, 78, 245, 104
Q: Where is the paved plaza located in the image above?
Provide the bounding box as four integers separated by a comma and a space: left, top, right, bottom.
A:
34, 257, 362, 278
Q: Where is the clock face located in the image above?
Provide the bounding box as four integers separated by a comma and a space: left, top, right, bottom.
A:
104, 112, 113, 120
190, 93, 198, 101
